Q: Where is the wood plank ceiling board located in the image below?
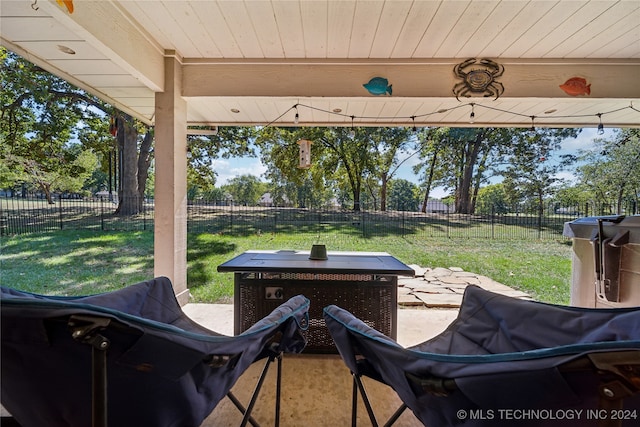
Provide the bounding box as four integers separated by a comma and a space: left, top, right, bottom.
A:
348, 1, 385, 59
327, 1, 356, 58
378, 100, 408, 122
478, 1, 557, 58
361, 100, 388, 121
216, 1, 264, 58
105, 87, 154, 98
175, 1, 225, 58
391, 0, 441, 58
118, 2, 170, 49
525, 1, 613, 58
545, 2, 640, 58
1, 16, 81, 41
16, 40, 107, 60
272, 0, 306, 58
300, 0, 328, 58
435, 1, 500, 57
500, 1, 585, 58
233, 99, 265, 124
190, 1, 239, 58
246, 1, 285, 59
308, 100, 325, 125
413, 1, 469, 58
581, 15, 640, 59
123, 2, 186, 54
49, 59, 128, 75
456, 0, 526, 59
87, 74, 148, 88
369, 0, 412, 59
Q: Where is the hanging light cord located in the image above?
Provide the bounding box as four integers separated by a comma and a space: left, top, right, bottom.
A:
263, 102, 637, 128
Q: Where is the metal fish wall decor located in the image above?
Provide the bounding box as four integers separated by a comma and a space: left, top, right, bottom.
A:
559, 77, 591, 96
363, 77, 392, 96
56, 0, 74, 14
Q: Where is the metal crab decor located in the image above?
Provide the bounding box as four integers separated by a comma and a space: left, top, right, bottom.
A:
452, 58, 505, 101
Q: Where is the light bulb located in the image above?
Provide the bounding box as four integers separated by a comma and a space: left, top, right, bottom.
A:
469, 104, 475, 124
597, 114, 604, 135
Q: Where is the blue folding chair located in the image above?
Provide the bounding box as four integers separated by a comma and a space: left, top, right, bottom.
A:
1, 277, 309, 427
324, 285, 640, 427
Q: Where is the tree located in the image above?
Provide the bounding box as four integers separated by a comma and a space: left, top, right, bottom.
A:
1, 48, 92, 202
476, 183, 509, 214
223, 174, 266, 205
186, 127, 256, 193
413, 127, 449, 213
367, 128, 413, 211
576, 129, 640, 214
255, 127, 330, 208
501, 129, 576, 218
418, 128, 502, 214
256, 127, 424, 211
388, 179, 420, 211
413, 127, 578, 215
0, 48, 152, 214
256, 127, 375, 211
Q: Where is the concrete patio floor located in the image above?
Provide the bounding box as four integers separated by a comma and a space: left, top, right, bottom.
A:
182, 266, 531, 426
184, 303, 459, 426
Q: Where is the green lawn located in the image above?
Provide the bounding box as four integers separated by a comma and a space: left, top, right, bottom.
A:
0, 229, 574, 304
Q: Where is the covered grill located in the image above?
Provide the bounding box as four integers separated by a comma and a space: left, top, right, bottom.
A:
563, 215, 640, 308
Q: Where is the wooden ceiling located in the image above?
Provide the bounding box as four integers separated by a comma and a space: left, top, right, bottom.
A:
2, 0, 639, 128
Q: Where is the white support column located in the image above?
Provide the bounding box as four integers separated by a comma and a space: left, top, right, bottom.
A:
154, 52, 189, 304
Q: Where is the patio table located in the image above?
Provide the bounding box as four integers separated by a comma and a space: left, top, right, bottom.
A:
217, 250, 415, 352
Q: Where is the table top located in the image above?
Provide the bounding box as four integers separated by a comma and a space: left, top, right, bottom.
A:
217, 250, 415, 276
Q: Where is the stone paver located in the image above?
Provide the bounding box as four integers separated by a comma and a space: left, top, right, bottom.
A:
398, 266, 531, 308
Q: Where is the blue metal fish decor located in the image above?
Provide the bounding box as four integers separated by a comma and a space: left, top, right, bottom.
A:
363, 77, 392, 96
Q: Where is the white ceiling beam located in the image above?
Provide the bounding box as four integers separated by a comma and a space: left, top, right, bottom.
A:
38, 0, 165, 92
182, 59, 640, 99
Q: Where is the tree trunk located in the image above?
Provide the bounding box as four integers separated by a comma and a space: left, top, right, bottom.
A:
455, 134, 483, 214
365, 176, 378, 210
421, 152, 438, 213
380, 173, 388, 211
353, 184, 361, 211
40, 182, 54, 204
136, 130, 153, 211
115, 116, 140, 215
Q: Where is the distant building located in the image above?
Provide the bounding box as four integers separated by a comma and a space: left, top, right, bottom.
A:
258, 192, 291, 207
421, 199, 451, 213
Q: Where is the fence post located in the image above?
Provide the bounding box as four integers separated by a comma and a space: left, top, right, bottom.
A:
100, 197, 105, 230
446, 206, 450, 238
143, 196, 147, 231
274, 209, 277, 233
538, 206, 542, 240
59, 196, 63, 230
402, 205, 405, 238
491, 204, 495, 240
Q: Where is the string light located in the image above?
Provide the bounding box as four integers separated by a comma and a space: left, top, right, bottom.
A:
529, 116, 536, 133
597, 113, 604, 135
411, 116, 417, 132
349, 116, 356, 138
262, 102, 638, 129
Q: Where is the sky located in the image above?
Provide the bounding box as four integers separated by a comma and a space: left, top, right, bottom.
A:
212, 128, 612, 199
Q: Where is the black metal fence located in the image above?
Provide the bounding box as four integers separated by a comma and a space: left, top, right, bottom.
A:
1, 196, 637, 240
